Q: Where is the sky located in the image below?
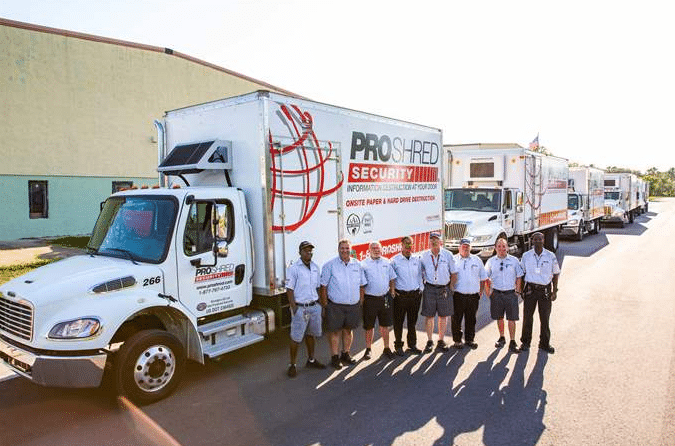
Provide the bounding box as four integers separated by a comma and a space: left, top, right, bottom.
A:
2, 0, 674, 172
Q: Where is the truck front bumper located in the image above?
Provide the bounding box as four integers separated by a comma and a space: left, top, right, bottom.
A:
560, 224, 581, 236
0, 336, 107, 388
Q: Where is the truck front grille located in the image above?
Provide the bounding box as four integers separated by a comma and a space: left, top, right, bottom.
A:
604, 205, 612, 216
445, 223, 468, 241
0, 294, 33, 341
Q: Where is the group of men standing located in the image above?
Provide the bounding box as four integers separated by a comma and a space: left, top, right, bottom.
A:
285, 232, 560, 378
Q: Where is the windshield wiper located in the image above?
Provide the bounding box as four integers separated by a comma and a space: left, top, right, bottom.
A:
105, 248, 139, 265
86, 244, 98, 256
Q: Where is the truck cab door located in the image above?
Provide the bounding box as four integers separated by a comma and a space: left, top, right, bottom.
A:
502, 189, 516, 237
176, 191, 249, 318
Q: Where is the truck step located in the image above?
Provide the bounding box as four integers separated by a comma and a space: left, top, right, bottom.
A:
198, 314, 253, 337
202, 333, 264, 358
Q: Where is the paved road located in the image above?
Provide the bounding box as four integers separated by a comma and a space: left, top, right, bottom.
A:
2, 199, 674, 446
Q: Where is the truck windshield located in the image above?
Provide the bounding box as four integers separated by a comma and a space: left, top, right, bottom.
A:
87, 196, 177, 263
604, 192, 620, 200
445, 188, 501, 212
568, 194, 580, 210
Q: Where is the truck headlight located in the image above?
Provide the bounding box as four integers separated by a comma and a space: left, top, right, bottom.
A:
471, 235, 492, 244
612, 210, 624, 217
568, 219, 579, 226
48, 318, 101, 339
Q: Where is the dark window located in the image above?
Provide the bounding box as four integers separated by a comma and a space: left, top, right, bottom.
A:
470, 162, 495, 178
604, 179, 616, 187
184, 200, 234, 256
28, 181, 48, 219
112, 181, 133, 193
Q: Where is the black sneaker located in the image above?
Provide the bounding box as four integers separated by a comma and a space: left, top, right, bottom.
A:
287, 364, 297, 378
436, 340, 450, 352
306, 358, 327, 369
508, 340, 520, 353
362, 348, 372, 361
383, 348, 395, 360
341, 352, 357, 365
520, 343, 530, 351
423, 340, 434, 353
395, 346, 406, 356
331, 354, 342, 370
539, 344, 555, 354
408, 347, 423, 355
495, 336, 506, 348
453, 342, 464, 350
465, 341, 478, 349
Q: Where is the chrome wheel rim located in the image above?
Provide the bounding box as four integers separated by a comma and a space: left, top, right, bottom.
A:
133, 344, 176, 392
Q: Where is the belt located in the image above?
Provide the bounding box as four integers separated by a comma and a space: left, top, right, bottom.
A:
527, 283, 550, 290
426, 283, 449, 289
365, 294, 387, 299
296, 300, 318, 307
493, 289, 515, 293
395, 289, 420, 296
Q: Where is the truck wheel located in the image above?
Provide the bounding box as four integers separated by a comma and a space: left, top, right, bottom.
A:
629, 211, 634, 223
545, 228, 559, 252
592, 220, 600, 234
575, 221, 584, 241
115, 329, 186, 405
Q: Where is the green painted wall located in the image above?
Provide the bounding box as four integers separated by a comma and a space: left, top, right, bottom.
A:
0, 175, 156, 240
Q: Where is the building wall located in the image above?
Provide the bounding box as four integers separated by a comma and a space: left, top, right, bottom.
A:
0, 19, 294, 241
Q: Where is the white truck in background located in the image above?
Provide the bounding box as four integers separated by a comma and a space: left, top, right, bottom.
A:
561, 166, 605, 241
0, 91, 443, 404
602, 172, 642, 227
444, 143, 569, 259
637, 178, 650, 214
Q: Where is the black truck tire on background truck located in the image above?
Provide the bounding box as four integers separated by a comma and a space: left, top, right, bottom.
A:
545, 228, 559, 252
114, 329, 186, 405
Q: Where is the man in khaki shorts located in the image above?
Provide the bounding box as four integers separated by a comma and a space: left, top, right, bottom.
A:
286, 241, 326, 377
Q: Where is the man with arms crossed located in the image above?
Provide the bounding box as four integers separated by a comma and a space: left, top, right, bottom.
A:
286, 241, 326, 377
420, 233, 457, 353
361, 241, 397, 360
391, 236, 424, 356
321, 239, 367, 369
485, 237, 523, 353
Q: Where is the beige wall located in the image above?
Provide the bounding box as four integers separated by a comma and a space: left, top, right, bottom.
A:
1, 21, 286, 178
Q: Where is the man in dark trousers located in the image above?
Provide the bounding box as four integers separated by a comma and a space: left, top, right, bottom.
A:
391, 236, 424, 356
520, 232, 560, 354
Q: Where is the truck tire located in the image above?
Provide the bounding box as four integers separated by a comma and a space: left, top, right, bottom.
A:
629, 211, 634, 223
591, 220, 600, 234
575, 221, 584, 241
114, 329, 186, 405
545, 228, 559, 252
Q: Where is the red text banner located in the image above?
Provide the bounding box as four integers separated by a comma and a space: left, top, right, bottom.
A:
351, 231, 435, 261
348, 163, 438, 183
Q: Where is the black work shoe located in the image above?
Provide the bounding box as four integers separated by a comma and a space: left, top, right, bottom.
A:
287, 364, 297, 378
495, 336, 506, 348
436, 340, 450, 352
539, 345, 555, 354
465, 342, 478, 349
362, 348, 372, 361
395, 346, 406, 356
408, 347, 423, 355
331, 355, 342, 370
508, 340, 520, 353
383, 348, 395, 360
423, 340, 434, 353
520, 343, 530, 351
341, 352, 357, 365
306, 358, 326, 369
453, 342, 464, 350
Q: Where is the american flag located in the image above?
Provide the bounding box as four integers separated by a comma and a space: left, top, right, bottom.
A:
529, 134, 539, 150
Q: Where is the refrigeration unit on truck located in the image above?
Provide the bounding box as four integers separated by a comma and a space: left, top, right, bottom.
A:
602, 172, 641, 227
561, 166, 605, 241
444, 143, 569, 259
0, 90, 443, 404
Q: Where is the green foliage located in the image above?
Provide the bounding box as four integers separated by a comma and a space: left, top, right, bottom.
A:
643, 167, 675, 197
49, 236, 90, 250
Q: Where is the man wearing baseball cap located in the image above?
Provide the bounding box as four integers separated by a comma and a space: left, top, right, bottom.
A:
451, 237, 488, 349
285, 240, 326, 377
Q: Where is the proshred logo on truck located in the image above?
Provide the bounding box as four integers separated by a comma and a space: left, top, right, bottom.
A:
349, 132, 439, 184
194, 264, 234, 283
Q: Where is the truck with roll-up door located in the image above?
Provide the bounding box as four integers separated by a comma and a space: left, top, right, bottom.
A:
602, 172, 641, 227
0, 90, 443, 404
443, 143, 568, 259
561, 166, 605, 241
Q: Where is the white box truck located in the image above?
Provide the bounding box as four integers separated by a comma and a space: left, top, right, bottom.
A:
0, 91, 443, 404
444, 143, 568, 259
561, 166, 605, 241
602, 172, 641, 227
637, 178, 649, 214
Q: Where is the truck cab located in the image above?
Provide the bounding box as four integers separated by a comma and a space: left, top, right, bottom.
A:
603, 188, 629, 227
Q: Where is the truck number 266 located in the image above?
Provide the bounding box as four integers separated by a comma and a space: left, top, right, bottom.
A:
143, 276, 162, 286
